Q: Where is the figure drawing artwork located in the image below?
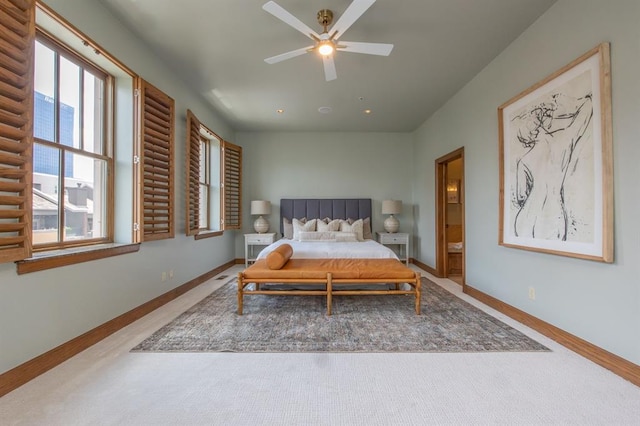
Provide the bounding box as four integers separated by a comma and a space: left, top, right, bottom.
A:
498, 43, 613, 262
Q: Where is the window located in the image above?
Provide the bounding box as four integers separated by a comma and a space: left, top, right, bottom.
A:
186, 110, 219, 236
196, 130, 222, 232
0, 1, 183, 271
32, 32, 112, 248
186, 110, 240, 238
1, 1, 152, 271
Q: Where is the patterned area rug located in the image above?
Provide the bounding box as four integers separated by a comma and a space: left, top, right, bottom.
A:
132, 278, 549, 353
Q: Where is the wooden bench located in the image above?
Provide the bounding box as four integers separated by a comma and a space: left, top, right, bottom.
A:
238, 258, 421, 315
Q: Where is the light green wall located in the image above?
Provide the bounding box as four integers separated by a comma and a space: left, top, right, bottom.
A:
235, 132, 414, 257
0, 0, 237, 374
412, 0, 640, 364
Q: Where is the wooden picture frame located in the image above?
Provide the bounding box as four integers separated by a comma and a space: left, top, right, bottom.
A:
447, 179, 460, 204
498, 43, 613, 263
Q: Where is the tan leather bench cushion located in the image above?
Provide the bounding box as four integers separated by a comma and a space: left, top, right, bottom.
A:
243, 258, 415, 280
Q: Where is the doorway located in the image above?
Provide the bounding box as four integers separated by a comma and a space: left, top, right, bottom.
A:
435, 148, 465, 285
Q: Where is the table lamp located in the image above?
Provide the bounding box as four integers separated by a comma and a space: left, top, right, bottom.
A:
382, 200, 402, 233
250, 200, 271, 233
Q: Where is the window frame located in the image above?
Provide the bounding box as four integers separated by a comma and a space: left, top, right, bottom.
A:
32, 29, 114, 251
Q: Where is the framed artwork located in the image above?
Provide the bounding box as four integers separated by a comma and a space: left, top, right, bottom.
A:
447, 180, 460, 204
498, 43, 613, 263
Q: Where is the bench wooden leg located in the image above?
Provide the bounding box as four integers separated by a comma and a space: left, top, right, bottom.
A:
327, 273, 333, 316
414, 272, 421, 315
237, 272, 244, 315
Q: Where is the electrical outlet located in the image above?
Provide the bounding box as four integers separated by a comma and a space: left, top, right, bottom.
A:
161, 271, 167, 282
528, 287, 536, 300
169, 269, 174, 279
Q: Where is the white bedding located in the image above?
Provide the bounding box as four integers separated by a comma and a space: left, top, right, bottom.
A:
256, 239, 399, 260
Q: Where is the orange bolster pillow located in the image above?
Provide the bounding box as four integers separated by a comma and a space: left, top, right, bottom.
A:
266, 243, 293, 270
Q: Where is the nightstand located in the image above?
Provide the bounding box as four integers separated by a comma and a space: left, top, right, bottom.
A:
244, 233, 276, 267
376, 232, 410, 265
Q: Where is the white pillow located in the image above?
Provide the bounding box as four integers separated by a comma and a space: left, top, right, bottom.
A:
334, 231, 358, 242
339, 219, 364, 241
283, 217, 306, 240
298, 231, 336, 241
317, 218, 341, 232
297, 231, 358, 242
293, 218, 316, 240
346, 217, 372, 239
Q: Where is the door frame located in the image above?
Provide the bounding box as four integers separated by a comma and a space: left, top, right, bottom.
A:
435, 147, 465, 283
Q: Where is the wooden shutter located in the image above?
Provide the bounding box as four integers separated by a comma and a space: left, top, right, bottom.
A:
222, 140, 241, 230
138, 79, 175, 241
185, 109, 200, 236
0, 0, 34, 263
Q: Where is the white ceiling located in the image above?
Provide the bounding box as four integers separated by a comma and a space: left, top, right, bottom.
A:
100, 0, 557, 132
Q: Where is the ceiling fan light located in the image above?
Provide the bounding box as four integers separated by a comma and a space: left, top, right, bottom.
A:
318, 41, 334, 56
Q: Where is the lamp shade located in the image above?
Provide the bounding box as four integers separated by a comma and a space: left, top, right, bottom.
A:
381, 200, 402, 215
250, 200, 271, 216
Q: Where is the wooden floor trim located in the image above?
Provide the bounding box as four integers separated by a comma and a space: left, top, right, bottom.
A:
410, 258, 441, 277
464, 284, 640, 387
0, 260, 235, 397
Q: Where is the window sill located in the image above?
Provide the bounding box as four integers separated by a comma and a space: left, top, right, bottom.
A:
16, 243, 140, 275
194, 230, 223, 240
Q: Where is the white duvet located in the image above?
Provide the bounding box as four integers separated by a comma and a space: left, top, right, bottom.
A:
256, 239, 399, 260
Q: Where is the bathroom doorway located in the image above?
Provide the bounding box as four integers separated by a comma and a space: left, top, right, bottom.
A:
435, 148, 465, 285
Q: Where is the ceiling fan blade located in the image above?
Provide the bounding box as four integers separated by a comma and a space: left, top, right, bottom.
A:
265, 46, 314, 64
263, 1, 320, 41
322, 56, 337, 81
329, 0, 376, 40
337, 41, 393, 56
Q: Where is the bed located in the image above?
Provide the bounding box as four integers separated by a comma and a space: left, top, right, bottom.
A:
238, 198, 421, 315
257, 239, 398, 261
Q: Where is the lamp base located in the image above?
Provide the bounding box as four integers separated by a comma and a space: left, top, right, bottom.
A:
253, 216, 269, 233
384, 215, 399, 233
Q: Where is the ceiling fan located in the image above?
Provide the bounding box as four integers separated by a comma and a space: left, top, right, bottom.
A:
262, 0, 394, 81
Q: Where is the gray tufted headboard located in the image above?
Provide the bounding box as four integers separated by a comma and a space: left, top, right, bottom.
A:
279, 198, 372, 236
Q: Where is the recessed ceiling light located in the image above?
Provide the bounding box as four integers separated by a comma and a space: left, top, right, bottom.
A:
363, 109, 372, 115
318, 106, 332, 114
276, 109, 284, 114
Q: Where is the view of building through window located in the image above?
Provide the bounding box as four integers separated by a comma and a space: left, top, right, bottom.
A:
33, 38, 109, 246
